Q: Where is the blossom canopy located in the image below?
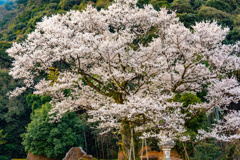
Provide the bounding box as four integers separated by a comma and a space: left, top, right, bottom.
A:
7, 0, 240, 148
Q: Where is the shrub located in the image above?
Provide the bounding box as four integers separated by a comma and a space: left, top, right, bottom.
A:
21, 103, 85, 159
191, 142, 222, 160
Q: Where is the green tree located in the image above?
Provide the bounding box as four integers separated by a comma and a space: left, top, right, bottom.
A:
173, 93, 209, 159
21, 103, 85, 159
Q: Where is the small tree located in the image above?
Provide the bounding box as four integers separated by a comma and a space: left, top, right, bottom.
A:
21, 103, 85, 159
7, 0, 240, 158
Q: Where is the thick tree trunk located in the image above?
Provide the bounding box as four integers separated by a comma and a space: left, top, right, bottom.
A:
120, 121, 131, 160
120, 121, 138, 160
115, 93, 138, 160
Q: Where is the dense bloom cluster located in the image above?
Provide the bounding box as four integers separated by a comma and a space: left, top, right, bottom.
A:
7, 0, 240, 149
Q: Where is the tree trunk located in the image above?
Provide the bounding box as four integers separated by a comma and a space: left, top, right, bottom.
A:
115, 93, 138, 160
120, 121, 131, 160
120, 121, 138, 160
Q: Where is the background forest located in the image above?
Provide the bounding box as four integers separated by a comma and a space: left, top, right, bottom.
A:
0, 0, 240, 160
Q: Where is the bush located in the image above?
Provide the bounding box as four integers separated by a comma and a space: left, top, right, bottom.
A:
220, 140, 240, 160
21, 103, 85, 159
191, 142, 222, 160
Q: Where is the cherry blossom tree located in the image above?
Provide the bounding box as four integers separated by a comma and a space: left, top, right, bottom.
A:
7, 0, 240, 158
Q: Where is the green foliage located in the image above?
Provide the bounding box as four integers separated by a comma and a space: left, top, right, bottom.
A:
0, 69, 31, 159
0, 41, 12, 68
173, 93, 207, 136
6, 33, 17, 41
224, 27, 240, 44
151, 0, 170, 10
58, 0, 82, 10
137, 0, 150, 8
47, 67, 59, 86
21, 103, 85, 159
222, 0, 238, 10
192, 0, 206, 9
172, 0, 193, 13
45, 2, 58, 10
78, 0, 87, 10
174, 93, 201, 108
12, 22, 27, 32
50, 0, 60, 3
206, 0, 233, 13
232, 14, 240, 27
0, 129, 6, 145
197, 5, 231, 20
26, 94, 51, 111
178, 13, 199, 28
95, 0, 112, 10
137, 0, 171, 9
58, 0, 73, 10
191, 142, 222, 160
220, 140, 240, 160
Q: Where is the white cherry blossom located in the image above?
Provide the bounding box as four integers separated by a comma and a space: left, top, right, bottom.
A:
7, 0, 240, 156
